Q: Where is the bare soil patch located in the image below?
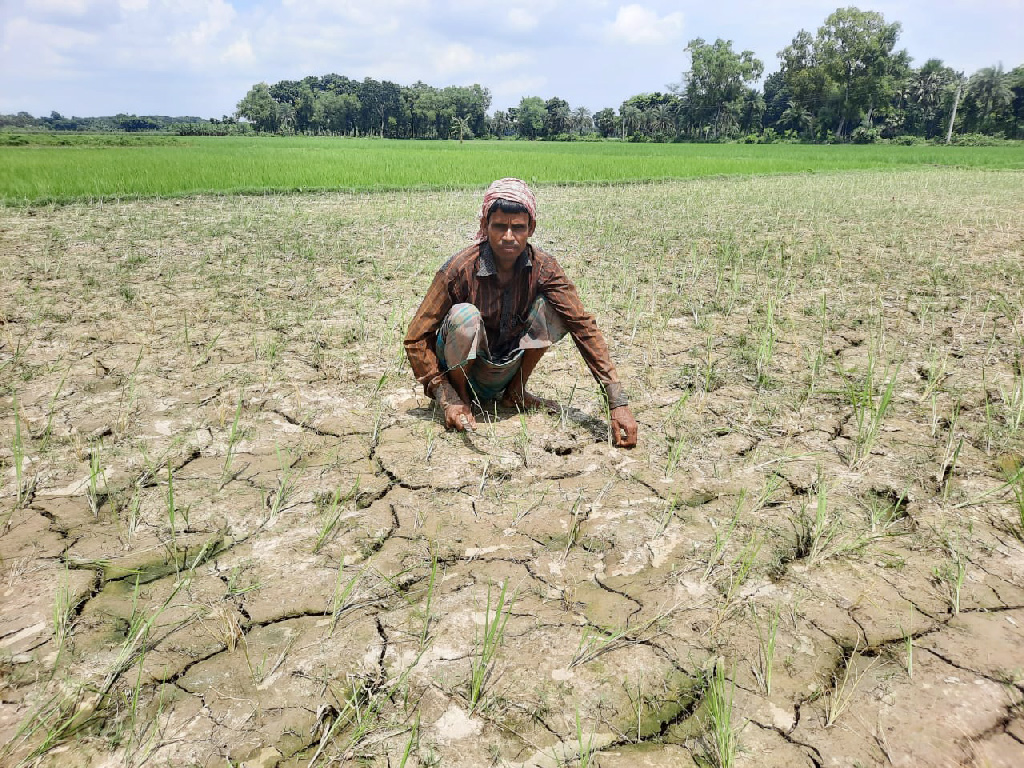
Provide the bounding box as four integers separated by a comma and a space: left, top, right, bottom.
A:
1, 170, 1023, 767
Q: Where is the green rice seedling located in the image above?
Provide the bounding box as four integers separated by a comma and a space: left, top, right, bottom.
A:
192, 329, 223, 369
1001, 359, 1024, 432
38, 369, 68, 451
265, 446, 295, 525
165, 462, 178, 554
397, 716, 419, 768
469, 580, 513, 711
515, 412, 530, 467
87, 442, 105, 518
30, 577, 186, 758
419, 551, 439, 649
712, 534, 762, 631
938, 403, 964, 501
932, 544, 968, 616
755, 297, 776, 389
824, 640, 873, 728
664, 432, 687, 478
792, 473, 839, 564
751, 603, 780, 696
1005, 466, 1024, 541
221, 388, 244, 485
569, 607, 674, 669
704, 495, 743, 581
836, 353, 900, 467
331, 560, 369, 635
52, 564, 74, 663
423, 425, 439, 461
312, 479, 360, 554
11, 390, 27, 507
564, 491, 586, 559
654, 495, 680, 537
701, 661, 738, 768
575, 707, 597, 768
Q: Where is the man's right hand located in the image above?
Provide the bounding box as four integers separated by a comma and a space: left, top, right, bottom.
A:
444, 403, 477, 432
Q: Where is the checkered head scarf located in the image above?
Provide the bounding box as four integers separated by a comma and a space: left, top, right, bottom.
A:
476, 177, 537, 241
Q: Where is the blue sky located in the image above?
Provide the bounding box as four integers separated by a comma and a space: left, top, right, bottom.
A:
1, 1, 1021, 118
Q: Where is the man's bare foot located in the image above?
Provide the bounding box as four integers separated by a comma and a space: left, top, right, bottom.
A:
500, 390, 559, 414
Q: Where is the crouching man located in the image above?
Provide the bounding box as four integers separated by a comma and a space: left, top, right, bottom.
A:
403, 178, 638, 448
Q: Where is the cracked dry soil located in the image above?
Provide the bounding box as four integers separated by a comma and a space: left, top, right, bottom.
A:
1, 170, 1023, 767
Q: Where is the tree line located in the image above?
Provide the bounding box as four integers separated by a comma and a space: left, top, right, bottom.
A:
3, 7, 1021, 143
236, 7, 1023, 143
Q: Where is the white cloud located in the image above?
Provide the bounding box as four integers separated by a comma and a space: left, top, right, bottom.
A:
30, 0, 91, 16
119, 0, 148, 11
436, 43, 477, 75
506, 8, 538, 31
605, 4, 683, 45
221, 32, 254, 66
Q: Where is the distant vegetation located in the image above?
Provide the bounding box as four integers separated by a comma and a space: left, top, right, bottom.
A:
2, 7, 1021, 145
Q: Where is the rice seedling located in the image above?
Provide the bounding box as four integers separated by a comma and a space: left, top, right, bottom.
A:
7, 577, 188, 764
468, 580, 513, 711
575, 707, 597, 768
754, 297, 776, 389
664, 431, 688, 478
398, 715, 419, 768
418, 551, 439, 649
1005, 465, 1024, 541
711, 533, 762, 631
564, 491, 586, 559
938, 401, 964, 501
52, 564, 75, 662
87, 442, 105, 518
38, 369, 68, 451
569, 607, 674, 669
792, 473, 840, 564
265, 446, 296, 525
932, 541, 968, 616
824, 640, 874, 728
900, 615, 914, 679
221, 387, 244, 485
330, 560, 369, 635
164, 462, 177, 552
750, 603, 780, 696
515, 412, 530, 467
701, 660, 738, 768
704, 492, 748, 581
312, 479, 360, 554
11, 390, 27, 507
836, 352, 900, 467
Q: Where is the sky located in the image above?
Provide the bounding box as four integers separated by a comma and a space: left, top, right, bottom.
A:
1, 1, 1021, 119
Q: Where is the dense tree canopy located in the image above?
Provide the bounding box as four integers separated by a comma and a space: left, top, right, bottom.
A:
4, 6, 1021, 144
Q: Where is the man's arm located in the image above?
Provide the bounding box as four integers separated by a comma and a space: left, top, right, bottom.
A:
536, 255, 638, 448
405, 269, 453, 397
404, 259, 478, 432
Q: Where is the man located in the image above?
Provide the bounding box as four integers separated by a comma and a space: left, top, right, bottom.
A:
404, 178, 638, 448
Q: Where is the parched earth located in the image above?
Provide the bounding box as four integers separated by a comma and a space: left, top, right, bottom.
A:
1, 169, 1023, 767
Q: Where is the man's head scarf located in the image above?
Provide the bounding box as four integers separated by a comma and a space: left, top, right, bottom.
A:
476, 178, 537, 241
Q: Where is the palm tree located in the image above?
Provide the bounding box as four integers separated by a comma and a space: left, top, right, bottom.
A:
780, 103, 812, 137
620, 105, 641, 139
571, 107, 593, 136
968, 64, 1013, 130
452, 116, 471, 144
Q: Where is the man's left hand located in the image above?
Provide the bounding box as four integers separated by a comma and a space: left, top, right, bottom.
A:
610, 405, 638, 448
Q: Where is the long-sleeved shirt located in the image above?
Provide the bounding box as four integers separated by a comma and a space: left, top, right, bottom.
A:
404, 240, 625, 406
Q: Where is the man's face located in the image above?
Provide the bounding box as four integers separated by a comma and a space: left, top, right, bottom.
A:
483, 210, 534, 267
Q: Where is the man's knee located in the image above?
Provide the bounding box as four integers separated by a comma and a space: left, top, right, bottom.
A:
439, 303, 486, 368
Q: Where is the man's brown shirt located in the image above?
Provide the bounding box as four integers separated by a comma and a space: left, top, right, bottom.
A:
404, 241, 624, 404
